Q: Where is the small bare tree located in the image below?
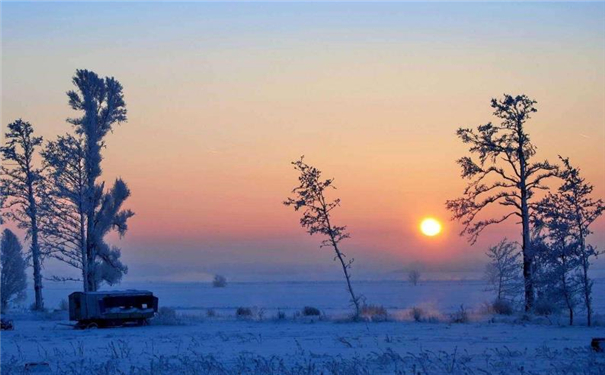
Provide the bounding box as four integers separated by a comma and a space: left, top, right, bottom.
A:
484, 239, 522, 303
446, 94, 558, 311
1, 229, 28, 311
284, 157, 362, 318
408, 269, 421, 286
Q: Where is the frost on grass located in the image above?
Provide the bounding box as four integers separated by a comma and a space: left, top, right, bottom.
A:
1, 344, 603, 375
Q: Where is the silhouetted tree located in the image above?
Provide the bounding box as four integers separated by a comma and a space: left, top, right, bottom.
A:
531, 203, 579, 325
40, 134, 88, 287
408, 269, 421, 286
284, 157, 362, 318
66, 69, 132, 291
1, 229, 27, 311
446, 94, 557, 311
484, 239, 522, 303
545, 157, 603, 325
0, 119, 46, 310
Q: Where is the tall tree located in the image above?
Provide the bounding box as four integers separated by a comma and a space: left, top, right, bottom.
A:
67, 70, 133, 291
445, 94, 557, 311
0, 119, 46, 310
554, 157, 603, 326
1, 229, 28, 311
40, 134, 89, 288
284, 157, 362, 318
66, 69, 132, 291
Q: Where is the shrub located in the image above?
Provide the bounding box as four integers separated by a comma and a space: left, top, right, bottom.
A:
360, 304, 387, 322
410, 307, 425, 322
302, 306, 321, 316
534, 298, 558, 316
206, 309, 216, 318
492, 299, 513, 315
212, 275, 227, 288
450, 305, 469, 323
236, 307, 253, 318
276, 310, 286, 320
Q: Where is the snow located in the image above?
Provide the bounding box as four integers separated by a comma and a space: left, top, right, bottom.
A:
2, 280, 605, 374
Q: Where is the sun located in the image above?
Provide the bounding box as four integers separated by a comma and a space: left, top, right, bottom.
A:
420, 218, 442, 237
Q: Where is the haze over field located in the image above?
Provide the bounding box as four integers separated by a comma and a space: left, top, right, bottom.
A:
2, 2, 604, 282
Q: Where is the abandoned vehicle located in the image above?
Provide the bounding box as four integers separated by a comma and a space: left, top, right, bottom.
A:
69, 290, 158, 328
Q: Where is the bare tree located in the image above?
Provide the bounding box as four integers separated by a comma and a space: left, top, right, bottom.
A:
445, 94, 557, 311
552, 157, 603, 326
1, 229, 28, 311
66, 69, 132, 291
484, 239, 522, 302
408, 269, 421, 286
284, 157, 362, 318
0, 119, 46, 310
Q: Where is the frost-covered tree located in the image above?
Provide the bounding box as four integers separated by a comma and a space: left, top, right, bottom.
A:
550, 157, 603, 326
284, 157, 362, 318
1, 229, 28, 311
532, 203, 580, 325
446, 95, 557, 311
408, 269, 420, 286
0, 119, 46, 310
89, 180, 132, 290
484, 239, 522, 302
40, 134, 88, 287
66, 69, 132, 291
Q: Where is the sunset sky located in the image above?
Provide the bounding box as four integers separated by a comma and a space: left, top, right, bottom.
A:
2, 2, 604, 282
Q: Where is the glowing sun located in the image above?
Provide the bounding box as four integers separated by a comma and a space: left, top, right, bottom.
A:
420, 218, 442, 237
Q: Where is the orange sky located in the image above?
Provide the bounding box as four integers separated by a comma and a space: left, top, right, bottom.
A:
2, 3, 604, 281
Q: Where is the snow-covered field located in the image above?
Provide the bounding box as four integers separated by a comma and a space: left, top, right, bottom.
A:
2, 280, 605, 374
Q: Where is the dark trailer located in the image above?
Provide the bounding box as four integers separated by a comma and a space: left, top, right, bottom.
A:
69, 290, 158, 328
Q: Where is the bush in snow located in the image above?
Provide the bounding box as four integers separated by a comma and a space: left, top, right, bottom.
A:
302, 306, 321, 316
491, 298, 513, 316
206, 309, 216, 317
449, 305, 469, 323
533, 298, 559, 317
212, 274, 227, 288
276, 310, 286, 320
409, 306, 440, 323
360, 304, 388, 322
236, 307, 253, 318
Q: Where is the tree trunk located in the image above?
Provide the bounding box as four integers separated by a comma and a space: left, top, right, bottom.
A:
84, 115, 100, 292
576, 218, 592, 327
28, 200, 44, 311
80, 211, 88, 292
520, 180, 534, 312
332, 241, 361, 318
517, 127, 534, 312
